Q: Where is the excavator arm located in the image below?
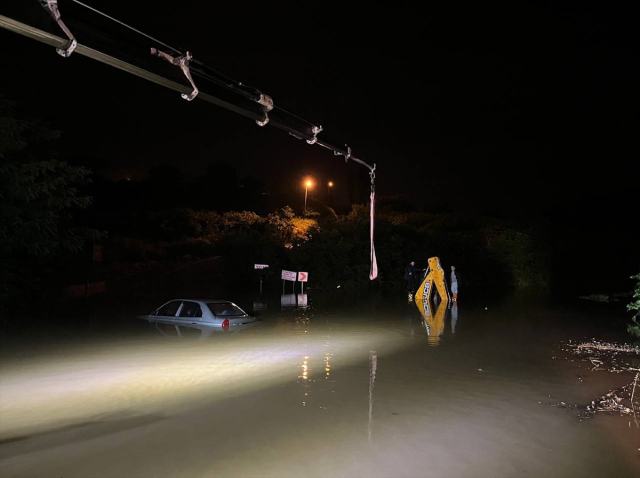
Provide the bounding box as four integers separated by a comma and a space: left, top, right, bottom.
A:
415, 257, 451, 346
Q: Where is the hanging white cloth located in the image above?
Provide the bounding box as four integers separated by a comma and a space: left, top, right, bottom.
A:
369, 190, 378, 280
369, 166, 378, 280
368, 350, 377, 442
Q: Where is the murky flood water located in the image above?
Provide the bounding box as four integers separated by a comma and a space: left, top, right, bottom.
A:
1, 293, 638, 477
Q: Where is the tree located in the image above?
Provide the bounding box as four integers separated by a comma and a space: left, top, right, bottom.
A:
0, 96, 99, 310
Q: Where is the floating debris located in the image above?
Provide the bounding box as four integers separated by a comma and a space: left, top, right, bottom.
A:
576, 341, 640, 354
577, 379, 639, 423
556, 340, 639, 425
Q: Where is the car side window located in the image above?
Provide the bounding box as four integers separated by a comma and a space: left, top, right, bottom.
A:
207, 302, 246, 316
156, 301, 182, 317
179, 301, 202, 318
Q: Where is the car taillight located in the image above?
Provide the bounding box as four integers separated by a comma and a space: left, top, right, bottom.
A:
221, 318, 230, 331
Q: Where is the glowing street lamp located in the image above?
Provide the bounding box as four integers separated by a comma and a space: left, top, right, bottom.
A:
303, 178, 314, 215
327, 181, 334, 201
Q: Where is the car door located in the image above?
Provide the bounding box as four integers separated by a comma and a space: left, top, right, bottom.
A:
174, 301, 203, 327
150, 300, 183, 324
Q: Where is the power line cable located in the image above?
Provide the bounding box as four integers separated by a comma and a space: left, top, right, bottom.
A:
71, 0, 180, 54
70, 0, 317, 129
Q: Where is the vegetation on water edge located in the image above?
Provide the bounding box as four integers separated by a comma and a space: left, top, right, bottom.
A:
627, 272, 640, 338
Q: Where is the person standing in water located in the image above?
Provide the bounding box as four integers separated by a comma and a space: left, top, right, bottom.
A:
405, 261, 419, 296
450, 265, 460, 301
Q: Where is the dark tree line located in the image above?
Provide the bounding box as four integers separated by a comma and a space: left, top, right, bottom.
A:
0, 97, 101, 316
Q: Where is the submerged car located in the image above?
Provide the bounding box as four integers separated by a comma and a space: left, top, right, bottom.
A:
146, 299, 257, 330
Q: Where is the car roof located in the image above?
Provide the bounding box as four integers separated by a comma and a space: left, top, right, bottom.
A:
170, 299, 237, 304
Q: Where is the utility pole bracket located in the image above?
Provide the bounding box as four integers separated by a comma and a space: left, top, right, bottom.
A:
150, 48, 199, 101
256, 94, 274, 126
39, 0, 77, 57
306, 125, 323, 145
334, 145, 352, 163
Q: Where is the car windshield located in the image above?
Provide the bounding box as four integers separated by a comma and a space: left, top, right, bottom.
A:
207, 302, 246, 316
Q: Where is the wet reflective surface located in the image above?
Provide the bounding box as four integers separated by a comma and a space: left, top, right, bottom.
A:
1, 294, 638, 477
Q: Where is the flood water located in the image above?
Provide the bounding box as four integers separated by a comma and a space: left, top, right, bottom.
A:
1, 292, 638, 477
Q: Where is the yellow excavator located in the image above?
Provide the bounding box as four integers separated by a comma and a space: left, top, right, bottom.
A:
415, 257, 450, 346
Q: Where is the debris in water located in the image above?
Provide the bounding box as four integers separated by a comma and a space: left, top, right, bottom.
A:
555, 340, 639, 424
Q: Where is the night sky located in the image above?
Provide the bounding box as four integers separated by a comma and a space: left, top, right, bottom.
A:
1, 2, 638, 283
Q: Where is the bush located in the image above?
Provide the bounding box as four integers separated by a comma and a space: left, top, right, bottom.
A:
107, 237, 167, 262
97, 200, 548, 296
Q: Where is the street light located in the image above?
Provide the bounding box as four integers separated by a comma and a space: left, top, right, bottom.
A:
303, 178, 314, 215
327, 181, 334, 203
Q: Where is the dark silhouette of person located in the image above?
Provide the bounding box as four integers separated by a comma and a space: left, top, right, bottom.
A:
405, 261, 419, 293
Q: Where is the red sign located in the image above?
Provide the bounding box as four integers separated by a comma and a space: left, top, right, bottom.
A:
298, 272, 308, 282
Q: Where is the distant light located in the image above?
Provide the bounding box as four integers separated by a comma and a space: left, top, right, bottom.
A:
328, 181, 334, 187
306, 180, 313, 188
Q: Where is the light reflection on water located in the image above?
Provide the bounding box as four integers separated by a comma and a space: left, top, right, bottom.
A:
0, 296, 637, 477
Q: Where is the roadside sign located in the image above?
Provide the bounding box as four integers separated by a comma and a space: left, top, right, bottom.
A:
253, 300, 267, 311
281, 294, 297, 308
68, 281, 106, 298
298, 272, 308, 282
281, 270, 297, 281
297, 294, 308, 307
254, 264, 269, 269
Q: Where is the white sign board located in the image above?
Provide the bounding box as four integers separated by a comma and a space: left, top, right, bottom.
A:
298, 272, 309, 282
281, 294, 297, 308
254, 264, 269, 269
297, 294, 308, 307
253, 300, 267, 311
281, 270, 297, 282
